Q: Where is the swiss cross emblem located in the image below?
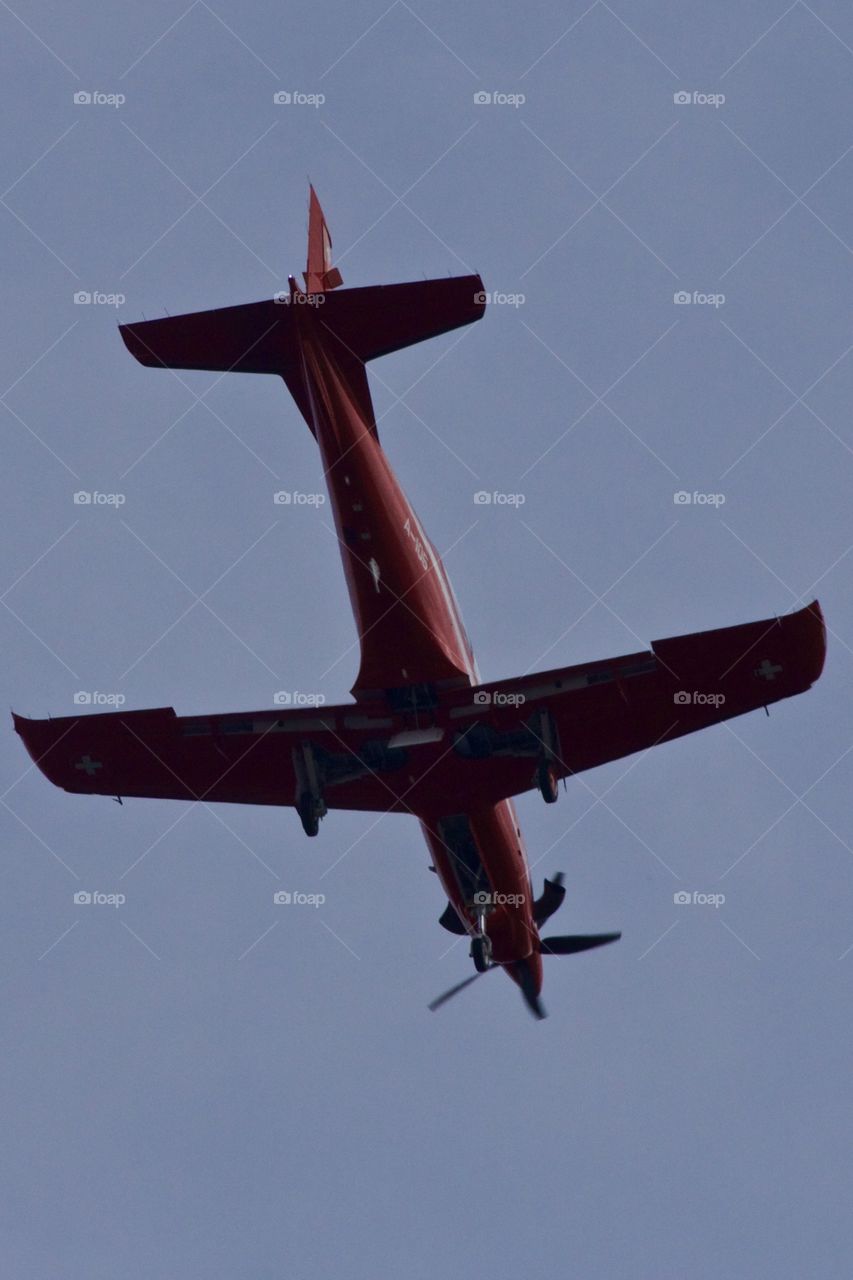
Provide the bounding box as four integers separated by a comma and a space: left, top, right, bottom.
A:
75, 754, 103, 777
755, 659, 783, 682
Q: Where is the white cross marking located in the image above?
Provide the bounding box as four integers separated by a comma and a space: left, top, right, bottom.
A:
755, 659, 783, 682
75, 755, 103, 777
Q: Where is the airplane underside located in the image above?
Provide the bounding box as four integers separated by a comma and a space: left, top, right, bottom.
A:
13, 187, 826, 1018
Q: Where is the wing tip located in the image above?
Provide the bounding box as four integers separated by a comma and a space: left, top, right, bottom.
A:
792, 598, 826, 686
118, 321, 156, 367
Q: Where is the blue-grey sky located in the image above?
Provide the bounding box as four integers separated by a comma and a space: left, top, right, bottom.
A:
2, 2, 852, 1276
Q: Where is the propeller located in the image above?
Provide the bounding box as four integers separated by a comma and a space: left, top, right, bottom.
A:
427, 969, 489, 1011
515, 957, 546, 1020
532, 871, 566, 926
538, 931, 621, 955
428, 875, 621, 1017
427, 963, 549, 1018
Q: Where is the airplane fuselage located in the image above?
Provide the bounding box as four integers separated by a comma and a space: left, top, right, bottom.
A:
293, 299, 542, 988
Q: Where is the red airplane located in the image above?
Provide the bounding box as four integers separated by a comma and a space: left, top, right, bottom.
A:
15, 189, 826, 1017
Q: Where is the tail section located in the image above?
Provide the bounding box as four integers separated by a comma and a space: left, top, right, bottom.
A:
118, 280, 485, 377
119, 186, 485, 389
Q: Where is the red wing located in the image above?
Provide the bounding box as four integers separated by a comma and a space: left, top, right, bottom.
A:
14, 604, 825, 816
441, 602, 826, 800
13, 704, 416, 815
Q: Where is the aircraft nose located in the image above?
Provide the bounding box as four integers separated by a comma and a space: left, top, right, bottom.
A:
506, 951, 546, 1018
507, 948, 543, 993
485, 905, 537, 964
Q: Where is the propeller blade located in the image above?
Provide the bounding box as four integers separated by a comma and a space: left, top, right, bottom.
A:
532, 872, 567, 927
428, 970, 486, 1012
539, 931, 621, 955
516, 958, 547, 1020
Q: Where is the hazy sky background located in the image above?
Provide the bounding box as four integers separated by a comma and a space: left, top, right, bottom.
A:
2, 2, 852, 1276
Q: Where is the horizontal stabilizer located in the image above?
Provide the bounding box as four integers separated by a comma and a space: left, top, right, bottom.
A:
315, 276, 485, 363
119, 278, 485, 387
120, 300, 290, 375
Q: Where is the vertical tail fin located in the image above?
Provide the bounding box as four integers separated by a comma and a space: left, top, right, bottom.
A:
304, 185, 343, 294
